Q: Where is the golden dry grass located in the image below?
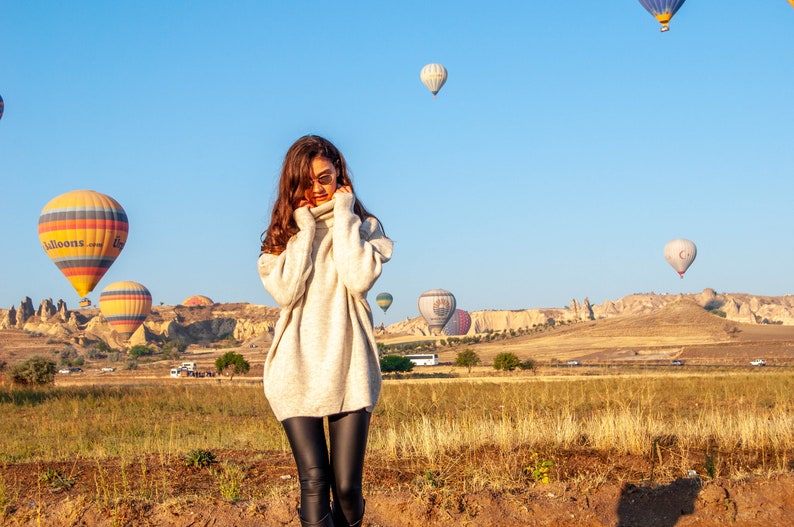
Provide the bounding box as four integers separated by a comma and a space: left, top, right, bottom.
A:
2, 369, 792, 486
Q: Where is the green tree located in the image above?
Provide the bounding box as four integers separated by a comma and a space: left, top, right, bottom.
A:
380, 355, 414, 373
518, 359, 536, 373
454, 349, 481, 373
493, 352, 520, 372
162, 338, 187, 361
128, 345, 154, 360
8, 356, 57, 385
215, 352, 250, 380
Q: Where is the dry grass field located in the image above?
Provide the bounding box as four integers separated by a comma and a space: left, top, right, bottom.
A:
1, 300, 794, 526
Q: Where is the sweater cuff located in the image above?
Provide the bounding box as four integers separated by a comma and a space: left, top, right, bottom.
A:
294, 206, 315, 229
334, 192, 355, 210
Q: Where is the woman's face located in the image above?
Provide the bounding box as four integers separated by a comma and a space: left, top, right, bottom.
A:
307, 156, 339, 206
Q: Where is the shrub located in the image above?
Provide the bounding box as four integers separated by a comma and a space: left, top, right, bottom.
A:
454, 349, 481, 373
185, 449, 216, 468
39, 468, 75, 489
215, 352, 250, 380
59, 346, 78, 362
128, 345, 154, 360
214, 462, 244, 502
8, 356, 57, 385
85, 346, 106, 360
524, 453, 553, 483
162, 338, 187, 359
518, 359, 536, 372
380, 355, 414, 373
493, 352, 520, 372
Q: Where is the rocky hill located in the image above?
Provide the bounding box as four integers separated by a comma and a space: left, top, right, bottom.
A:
0, 298, 280, 351
1, 288, 793, 349
383, 288, 794, 337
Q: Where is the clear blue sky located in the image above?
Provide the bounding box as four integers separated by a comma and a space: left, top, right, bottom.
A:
2, 1, 793, 324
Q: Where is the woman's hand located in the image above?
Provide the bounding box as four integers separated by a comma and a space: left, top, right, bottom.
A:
335, 185, 352, 195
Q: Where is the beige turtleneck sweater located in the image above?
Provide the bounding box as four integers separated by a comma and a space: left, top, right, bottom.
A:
257, 192, 393, 421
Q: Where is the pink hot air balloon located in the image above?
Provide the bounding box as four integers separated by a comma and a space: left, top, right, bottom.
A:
443, 309, 471, 336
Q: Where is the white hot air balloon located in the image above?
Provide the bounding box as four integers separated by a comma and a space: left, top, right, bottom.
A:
664, 238, 697, 278
420, 63, 448, 97
418, 289, 456, 335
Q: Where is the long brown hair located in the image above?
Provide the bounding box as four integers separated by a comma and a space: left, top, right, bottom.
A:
260, 135, 376, 255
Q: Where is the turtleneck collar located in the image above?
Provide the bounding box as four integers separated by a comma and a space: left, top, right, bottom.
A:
310, 198, 335, 227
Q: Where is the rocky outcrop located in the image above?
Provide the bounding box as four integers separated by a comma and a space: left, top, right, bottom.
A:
1, 306, 16, 329
0, 299, 281, 350
15, 297, 35, 328
582, 297, 595, 321
2, 290, 794, 347
385, 289, 794, 335
37, 299, 59, 322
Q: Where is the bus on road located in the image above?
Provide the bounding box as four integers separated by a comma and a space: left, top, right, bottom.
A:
405, 354, 439, 366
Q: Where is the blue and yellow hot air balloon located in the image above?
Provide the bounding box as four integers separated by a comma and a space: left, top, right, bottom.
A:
38, 190, 129, 307
420, 63, 448, 97
638, 0, 687, 32
99, 281, 152, 339
375, 292, 393, 313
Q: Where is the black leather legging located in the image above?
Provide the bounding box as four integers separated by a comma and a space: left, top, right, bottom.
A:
282, 409, 371, 523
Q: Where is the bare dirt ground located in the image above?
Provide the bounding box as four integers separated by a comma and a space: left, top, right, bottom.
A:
3, 299, 794, 526
3, 449, 793, 527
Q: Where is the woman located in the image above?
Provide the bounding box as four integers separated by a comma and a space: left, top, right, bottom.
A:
258, 135, 393, 527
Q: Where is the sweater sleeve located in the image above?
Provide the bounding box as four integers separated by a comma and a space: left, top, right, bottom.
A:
257, 207, 316, 308
332, 192, 393, 296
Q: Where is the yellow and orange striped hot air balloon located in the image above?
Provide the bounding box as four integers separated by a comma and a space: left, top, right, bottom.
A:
181, 295, 214, 306
38, 190, 129, 307
99, 281, 152, 339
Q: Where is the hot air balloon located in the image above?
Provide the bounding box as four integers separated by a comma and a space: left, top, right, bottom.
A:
638, 0, 687, 32
38, 190, 129, 307
182, 295, 214, 306
420, 63, 447, 97
0, 94, 4, 121
788, 0, 794, 8
664, 238, 697, 278
443, 309, 471, 336
375, 292, 393, 313
418, 289, 456, 335
99, 281, 152, 339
